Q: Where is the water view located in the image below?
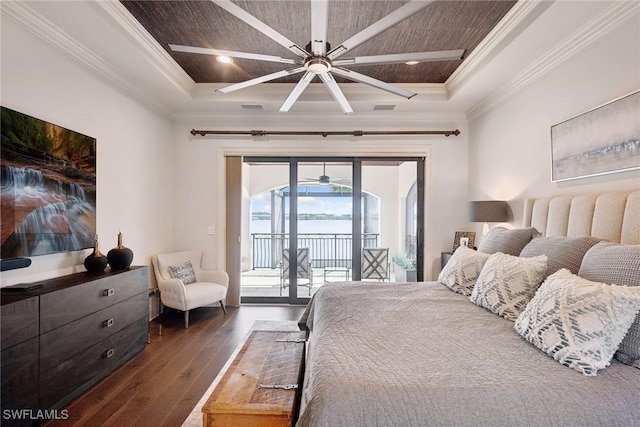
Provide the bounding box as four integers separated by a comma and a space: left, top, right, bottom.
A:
251, 219, 352, 234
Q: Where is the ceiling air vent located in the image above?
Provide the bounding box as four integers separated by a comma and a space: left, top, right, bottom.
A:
373, 104, 396, 111
241, 104, 264, 110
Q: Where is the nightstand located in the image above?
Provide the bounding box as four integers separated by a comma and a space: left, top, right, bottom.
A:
441, 252, 453, 270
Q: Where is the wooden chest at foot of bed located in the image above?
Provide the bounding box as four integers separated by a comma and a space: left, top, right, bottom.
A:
202, 330, 305, 427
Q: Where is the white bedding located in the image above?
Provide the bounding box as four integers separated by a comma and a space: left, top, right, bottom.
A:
297, 281, 640, 427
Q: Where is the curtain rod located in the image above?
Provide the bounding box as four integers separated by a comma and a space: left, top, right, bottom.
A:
190, 129, 461, 137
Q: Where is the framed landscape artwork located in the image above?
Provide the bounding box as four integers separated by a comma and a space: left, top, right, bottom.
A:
551, 90, 640, 182
0, 107, 96, 259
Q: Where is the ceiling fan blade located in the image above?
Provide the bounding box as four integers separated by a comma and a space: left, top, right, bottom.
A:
319, 73, 353, 114
310, 0, 329, 55
332, 49, 466, 66
169, 44, 298, 64
331, 68, 416, 99
327, 0, 435, 60
217, 67, 305, 93
211, 0, 309, 58
280, 72, 314, 113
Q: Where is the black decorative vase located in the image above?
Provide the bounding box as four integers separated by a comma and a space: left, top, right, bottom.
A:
107, 232, 134, 270
84, 235, 108, 273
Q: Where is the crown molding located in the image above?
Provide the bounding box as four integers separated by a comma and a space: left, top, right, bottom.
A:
190, 81, 449, 101
213, 139, 437, 158
1, 1, 171, 118
466, 1, 640, 121
65, 1, 452, 111
92, 1, 195, 97
445, 1, 554, 98
173, 109, 467, 129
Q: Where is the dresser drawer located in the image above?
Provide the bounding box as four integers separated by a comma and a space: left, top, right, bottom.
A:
40, 267, 148, 332
1, 337, 39, 416
1, 296, 39, 351
39, 316, 148, 410
40, 291, 147, 372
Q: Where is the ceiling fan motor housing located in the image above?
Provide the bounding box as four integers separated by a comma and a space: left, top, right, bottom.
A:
305, 57, 332, 74
305, 41, 331, 55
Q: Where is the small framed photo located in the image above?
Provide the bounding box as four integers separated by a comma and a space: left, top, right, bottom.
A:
453, 231, 476, 252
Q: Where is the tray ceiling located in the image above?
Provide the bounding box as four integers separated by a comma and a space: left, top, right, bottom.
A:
120, 1, 516, 85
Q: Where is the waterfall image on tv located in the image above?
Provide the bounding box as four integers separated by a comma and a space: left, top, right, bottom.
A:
1, 107, 96, 259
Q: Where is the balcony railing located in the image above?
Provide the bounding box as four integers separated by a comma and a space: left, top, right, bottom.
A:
251, 233, 379, 269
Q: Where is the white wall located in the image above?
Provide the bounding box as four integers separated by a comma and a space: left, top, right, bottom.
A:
241, 162, 252, 272
0, 6, 469, 284
1, 16, 175, 286
427, 124, 470, 273
468, 7, 640, 238
170, 121, 469, 280
362, 165, 400, 256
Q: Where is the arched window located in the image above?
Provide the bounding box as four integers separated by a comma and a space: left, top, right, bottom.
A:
404, 182, 417, 259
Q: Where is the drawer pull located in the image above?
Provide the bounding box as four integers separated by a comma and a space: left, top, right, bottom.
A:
104, 348, 114, 358
104, 318, 114, 328
103, 288, 115, 297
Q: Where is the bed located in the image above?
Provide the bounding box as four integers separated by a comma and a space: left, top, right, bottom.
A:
296, 191, 640, 427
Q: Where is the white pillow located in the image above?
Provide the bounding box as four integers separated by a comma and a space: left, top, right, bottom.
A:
578, 242, 640, 367
168, 260, 197, 285
470, 252, 547, 321
515, 269, 640, 376
438, 246, 490, 296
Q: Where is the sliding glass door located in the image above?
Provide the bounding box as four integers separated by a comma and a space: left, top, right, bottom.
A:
240, 157, 424, 304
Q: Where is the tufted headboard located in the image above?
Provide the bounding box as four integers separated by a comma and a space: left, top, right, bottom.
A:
523, 191, 640, 245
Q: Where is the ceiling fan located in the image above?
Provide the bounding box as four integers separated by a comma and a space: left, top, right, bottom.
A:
301, 163, 349, 185
169, 0, 465, 114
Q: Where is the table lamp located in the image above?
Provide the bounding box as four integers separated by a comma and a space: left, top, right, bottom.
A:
469, 200, 508, 234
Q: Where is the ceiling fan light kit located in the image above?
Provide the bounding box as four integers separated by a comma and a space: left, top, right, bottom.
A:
170, 0, 466, 113
305, 57, 332, 74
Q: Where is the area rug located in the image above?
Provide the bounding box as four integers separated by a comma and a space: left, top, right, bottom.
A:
181, 319, 300, 427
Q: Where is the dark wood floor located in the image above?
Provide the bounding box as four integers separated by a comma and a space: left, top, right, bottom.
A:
44, 304, 306, 427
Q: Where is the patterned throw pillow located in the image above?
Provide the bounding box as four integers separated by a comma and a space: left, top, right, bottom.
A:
470, 252, 547, 321
168, 261, 197, 285
477, 227, 539, 256
438, 246, 490, 296
515, 269, 640, 376
520, 236, 604, 278
578, 242, 640, 368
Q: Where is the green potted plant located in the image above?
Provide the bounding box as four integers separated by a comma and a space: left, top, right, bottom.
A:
393, 254, 417, 282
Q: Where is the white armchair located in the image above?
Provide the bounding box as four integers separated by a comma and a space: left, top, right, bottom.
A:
151, 249, 228, 328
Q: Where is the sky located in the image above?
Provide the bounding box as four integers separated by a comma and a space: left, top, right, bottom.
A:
252, 186, 353, 216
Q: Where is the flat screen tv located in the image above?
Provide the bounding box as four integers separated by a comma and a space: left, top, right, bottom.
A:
1, 107, 96, 261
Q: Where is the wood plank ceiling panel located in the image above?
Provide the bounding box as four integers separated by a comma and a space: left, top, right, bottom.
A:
121, 0, 516, 84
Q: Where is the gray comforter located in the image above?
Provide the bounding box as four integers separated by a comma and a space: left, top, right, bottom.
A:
297, 281, 640, 427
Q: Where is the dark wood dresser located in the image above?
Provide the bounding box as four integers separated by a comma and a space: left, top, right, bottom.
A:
1, 267, 148, 426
